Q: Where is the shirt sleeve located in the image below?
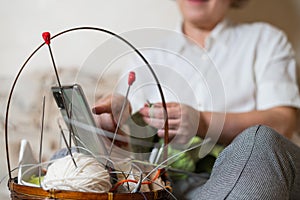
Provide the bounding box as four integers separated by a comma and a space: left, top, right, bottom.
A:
254, 23, 300, 110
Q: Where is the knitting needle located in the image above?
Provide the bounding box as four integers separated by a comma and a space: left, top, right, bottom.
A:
42, 32, 77, 152
42, 32, 62, 88
38, 96, 46, 187
105, 71, 135, 185
108, 71, 136, 156
58, 121, 78, 168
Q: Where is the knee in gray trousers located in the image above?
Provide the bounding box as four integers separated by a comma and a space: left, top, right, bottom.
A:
188, 125, 300, 200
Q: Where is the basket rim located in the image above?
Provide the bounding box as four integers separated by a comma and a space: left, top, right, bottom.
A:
8, 178, 172, 200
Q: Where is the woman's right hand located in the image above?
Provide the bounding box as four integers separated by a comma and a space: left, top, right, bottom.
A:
92, 94, 131, 132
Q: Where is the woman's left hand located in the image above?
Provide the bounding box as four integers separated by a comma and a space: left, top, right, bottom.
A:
139, 102, 200, 144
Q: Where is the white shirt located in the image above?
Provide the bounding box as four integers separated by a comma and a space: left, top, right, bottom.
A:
117, 19, 300, 113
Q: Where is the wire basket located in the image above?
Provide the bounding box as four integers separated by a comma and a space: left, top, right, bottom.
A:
4, 27, 172, 200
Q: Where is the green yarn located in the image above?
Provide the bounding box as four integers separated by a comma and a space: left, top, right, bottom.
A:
167, 137, 225, 179
27, 175, 44, 185
166, 136, 202, 180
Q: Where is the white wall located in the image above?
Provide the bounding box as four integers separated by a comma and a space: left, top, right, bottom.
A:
0, 0, 180, 76
1, 0, 299, 77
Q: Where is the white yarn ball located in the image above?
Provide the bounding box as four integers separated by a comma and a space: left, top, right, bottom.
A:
42, 153, 112, 193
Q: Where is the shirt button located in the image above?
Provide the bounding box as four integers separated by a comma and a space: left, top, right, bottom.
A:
201, 54, 209, 61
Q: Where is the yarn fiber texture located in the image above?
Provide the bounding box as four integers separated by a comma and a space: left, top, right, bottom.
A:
42, 152, 112, 193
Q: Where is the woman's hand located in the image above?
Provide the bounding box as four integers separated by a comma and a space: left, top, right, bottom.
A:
92, 94, 132, 148
92, 94, 131, 131
139, 102, 200, 144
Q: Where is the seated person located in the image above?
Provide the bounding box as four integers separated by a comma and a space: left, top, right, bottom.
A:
93, 0, 300, 199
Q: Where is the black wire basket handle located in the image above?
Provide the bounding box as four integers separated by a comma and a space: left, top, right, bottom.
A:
4, 27, 169, 180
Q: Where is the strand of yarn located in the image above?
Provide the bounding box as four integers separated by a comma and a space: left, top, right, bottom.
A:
42, 153, 112, 193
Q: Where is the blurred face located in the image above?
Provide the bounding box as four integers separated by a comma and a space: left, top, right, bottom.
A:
177, 0, 232, 30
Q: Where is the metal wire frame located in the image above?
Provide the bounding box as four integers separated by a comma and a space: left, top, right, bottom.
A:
4, 26, 169, 180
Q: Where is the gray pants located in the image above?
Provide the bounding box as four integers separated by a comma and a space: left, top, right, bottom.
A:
173, 125, 300, 200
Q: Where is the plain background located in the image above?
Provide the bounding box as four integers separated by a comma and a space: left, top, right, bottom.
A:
0, 0, 300, 76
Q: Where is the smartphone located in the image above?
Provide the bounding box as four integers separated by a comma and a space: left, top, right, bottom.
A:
51, 84, 109, 160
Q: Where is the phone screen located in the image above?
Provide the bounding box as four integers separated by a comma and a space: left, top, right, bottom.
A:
51, 84, 109, 161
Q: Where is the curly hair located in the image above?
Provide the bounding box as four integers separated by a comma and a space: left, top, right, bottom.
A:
230, 0, 249, 8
